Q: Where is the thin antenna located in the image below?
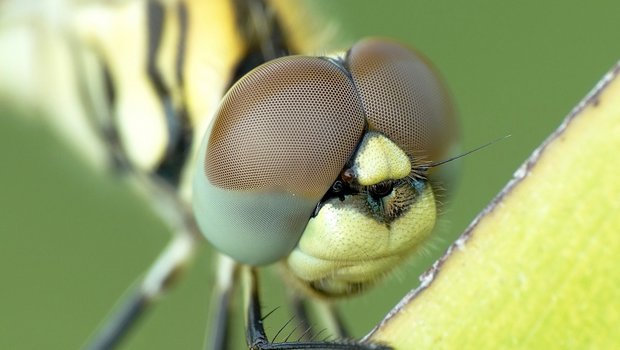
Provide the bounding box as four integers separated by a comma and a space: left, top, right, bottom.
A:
421, 135, 511, 170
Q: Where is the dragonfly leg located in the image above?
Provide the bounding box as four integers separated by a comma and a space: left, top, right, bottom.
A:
243, 267, 392, 350
84, 165, 205, 350
287, 293, 350, 342
85, 232, 196, 350
205, 253, 239, 350
310, 298, 351, 341
288, 293, 314, 342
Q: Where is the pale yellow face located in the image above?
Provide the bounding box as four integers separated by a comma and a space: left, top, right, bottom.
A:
285, 132, 437, 297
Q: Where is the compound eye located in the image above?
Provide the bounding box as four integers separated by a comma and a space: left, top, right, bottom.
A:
193, 56, 365, 265
347, 39, 458, 176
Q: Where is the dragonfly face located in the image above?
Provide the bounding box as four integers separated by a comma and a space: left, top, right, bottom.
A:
193, 38, 457, 297
0, 0, 458, 347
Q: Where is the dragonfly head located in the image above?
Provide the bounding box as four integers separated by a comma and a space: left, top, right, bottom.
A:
192, 38, 458, 296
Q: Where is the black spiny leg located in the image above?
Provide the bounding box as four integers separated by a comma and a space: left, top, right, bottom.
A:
242, 267, 392, 350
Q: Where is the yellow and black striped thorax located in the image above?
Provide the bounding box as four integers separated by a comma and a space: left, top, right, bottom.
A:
66, 0, 321, 189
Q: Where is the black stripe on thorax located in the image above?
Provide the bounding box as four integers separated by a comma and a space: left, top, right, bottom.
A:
230, 0, 292, 85
147, 0, 192, 187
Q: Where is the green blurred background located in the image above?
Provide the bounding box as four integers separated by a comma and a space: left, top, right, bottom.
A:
1, 0, 619, 349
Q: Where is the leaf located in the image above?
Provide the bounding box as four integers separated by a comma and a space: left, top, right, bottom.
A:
367, 62, 620, 349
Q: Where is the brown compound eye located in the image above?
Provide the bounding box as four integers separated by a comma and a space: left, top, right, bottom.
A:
192, 38, 459, 267
347, 38, 459, 180
193, 56, 366, 266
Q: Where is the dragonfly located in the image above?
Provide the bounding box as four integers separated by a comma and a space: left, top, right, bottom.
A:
0, 0, 458, 349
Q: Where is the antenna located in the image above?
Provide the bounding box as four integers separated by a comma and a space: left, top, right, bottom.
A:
420, 135, 511, 170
